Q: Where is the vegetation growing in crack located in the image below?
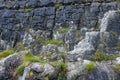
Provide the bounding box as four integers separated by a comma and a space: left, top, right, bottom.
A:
46, 39, 63, 45
25, 8, 32, 12
0, 49, 15, 59
58, 28, 69, 33
117, 41, 120, 51
113, 65, 120, 74
16, 64, 25, 75
55, 3, 62, 10
94, 50, 118, 61
50, 61, 68, 80
85, 62, 96, 72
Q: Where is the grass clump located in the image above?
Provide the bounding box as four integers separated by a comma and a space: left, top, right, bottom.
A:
50, 62, 67, 73
117, 41, 120, 51
113, 65, 120, 74
25, 8, 32, 12
94, 50, 118, 61
51, 61, 67, 80
46, 39, 63, 45
23, 52, 40, 62
0, 49, 15, 59
85, 62, 96, 72
94, 50, 108, 61
16, 64, 25, 75
58, 28, 69, 33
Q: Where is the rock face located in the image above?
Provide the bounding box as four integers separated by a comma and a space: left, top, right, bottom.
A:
67, 10, 120, 61
0, 0, 120, 80
0, 51, 28, 80
0, 0, 119, 52
67, 61, 120, 80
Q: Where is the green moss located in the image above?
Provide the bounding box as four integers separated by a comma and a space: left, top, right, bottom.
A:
117, 41, 120, 51
55, 3, 62, 10
23, 52, 40, 62
25, 8, 32, 12
58, 28, 69, 33
60, 52, 65, 62
85, 62, 96, 72
113, 65, 120, 74
46, 39, 63, 45
94, 50, 108, 61
94, 50, 118, 61
50, 62, 67, 72
16, 64, 25, 75
0, 49, 15, 59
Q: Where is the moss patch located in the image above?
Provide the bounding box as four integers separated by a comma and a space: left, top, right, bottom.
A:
46, 39, 63, 45
85, 62, 96, 72
16, 64, 25, 75
0, 49, 15, 59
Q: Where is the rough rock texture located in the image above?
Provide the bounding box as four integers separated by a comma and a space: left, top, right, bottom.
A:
0, 50, 29, 80
67, 10, 120, 61
0, 0, 120, 80
67, 60, 120, 80
0, 0, 119, 52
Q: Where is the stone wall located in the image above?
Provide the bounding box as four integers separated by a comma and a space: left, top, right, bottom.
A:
0, 0, 119, 51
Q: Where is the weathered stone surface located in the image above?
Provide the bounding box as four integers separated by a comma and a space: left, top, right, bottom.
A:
0, 50, 29, 80
21, 63, 59, 80
100, 10, 120, 34
67, 61, 120, 80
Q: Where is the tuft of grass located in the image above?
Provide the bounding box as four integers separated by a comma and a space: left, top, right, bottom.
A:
0, 49, 15, 59
51, 61, 67, 80
46, 39, 63, 45
94, 50, 118, 61
113, 65, 120, 74
23, 52, 40, 62
85, 62, 96, 72
25, 8, 32, 12
50, 62, 67, 72
94, 50, 108, 61
16, 64, 25, 75
117, 41, 120, 51
58, 28, 69, 33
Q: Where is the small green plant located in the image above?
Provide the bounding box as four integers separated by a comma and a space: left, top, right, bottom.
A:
25, 8, 32, 12
0, 49, 15, 59
55, 3, 62, 10
51, 61, 67, 80
94, 50, 108, 61
58, 28, 69, 33
50, 62, 67, 73
85, 62, 96, 72
23, 52, 40, 62
57, 73, 62, 80
94, 50, 118, 61
46, 39, 63, 45
60, 52, 65, 62
117, 41, 120, 51
113, 65, 120, 74
44, 76, 49, 80
16, 64, 25, 75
